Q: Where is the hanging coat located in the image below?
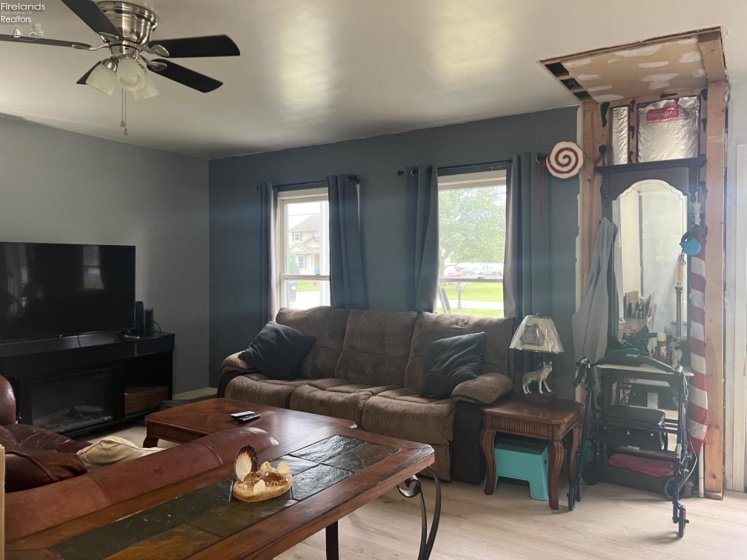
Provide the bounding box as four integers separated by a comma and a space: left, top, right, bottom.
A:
572, 217, 618, 362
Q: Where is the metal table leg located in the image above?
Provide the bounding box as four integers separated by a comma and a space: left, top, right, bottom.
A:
397, 467, 442, 560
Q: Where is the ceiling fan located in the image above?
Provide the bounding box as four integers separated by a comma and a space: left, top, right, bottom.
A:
0, 0, 241, 99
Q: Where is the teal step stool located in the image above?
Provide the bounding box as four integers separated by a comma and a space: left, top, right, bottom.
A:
493, 440, 549, 500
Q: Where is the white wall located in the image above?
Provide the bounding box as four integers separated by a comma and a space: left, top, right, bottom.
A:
0, 116, 209, 393
726, 79, 747, 491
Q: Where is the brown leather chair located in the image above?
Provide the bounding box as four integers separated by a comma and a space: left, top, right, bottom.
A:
1, 375, 90, 491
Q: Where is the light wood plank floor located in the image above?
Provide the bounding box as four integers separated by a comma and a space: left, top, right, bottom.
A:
102, 423, 747, 560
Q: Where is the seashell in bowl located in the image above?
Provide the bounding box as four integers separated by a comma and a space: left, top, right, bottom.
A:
232, 445, 292, 503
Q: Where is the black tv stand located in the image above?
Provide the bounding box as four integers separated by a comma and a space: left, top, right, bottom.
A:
0, 331, 174, 438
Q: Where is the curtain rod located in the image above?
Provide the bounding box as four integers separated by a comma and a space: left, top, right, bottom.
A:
275, 179, 327, 190
257, 175, 359, 191
396, 159, 513, 176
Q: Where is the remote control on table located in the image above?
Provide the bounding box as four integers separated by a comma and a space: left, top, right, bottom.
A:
235, 412, 261, 423
230, 410, 257, 418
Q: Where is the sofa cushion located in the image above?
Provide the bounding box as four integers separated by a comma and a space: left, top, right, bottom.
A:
452, 372, 513, 405
5, 449, 88, 492
290, 379, 371, 425
276, 306, 351, 379
361, 388, 455, 446
5, 423, 90, 453
421, 332, 487, 399
404, 313, 514, 391
0, 425, 21, 451
289, 379, 392, 425
239, 321, 316, 380
77, 436, 163, 471
225, 373, 315, 408
335, 309, 419, 386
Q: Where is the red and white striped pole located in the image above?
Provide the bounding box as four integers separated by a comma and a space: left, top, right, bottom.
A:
687, 211, 708, 457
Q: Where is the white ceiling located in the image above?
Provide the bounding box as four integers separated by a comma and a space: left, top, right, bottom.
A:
0, 0, 744, 158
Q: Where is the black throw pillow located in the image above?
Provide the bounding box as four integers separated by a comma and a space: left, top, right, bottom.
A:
238, 321, 316, 380
420, 332, 487, 399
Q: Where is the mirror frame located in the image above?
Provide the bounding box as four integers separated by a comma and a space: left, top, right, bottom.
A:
596, 155, 706, 219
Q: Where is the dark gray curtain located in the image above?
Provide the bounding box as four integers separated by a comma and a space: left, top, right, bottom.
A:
328, 174, 368, 309
405, 165, 439, 312
504, 153, 552, 319
258, 181, 278, 327
504, 154, 552, 382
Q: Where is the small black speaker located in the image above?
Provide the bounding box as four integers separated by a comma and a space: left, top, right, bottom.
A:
134, 301, 145, 334
144, 308, 154, 336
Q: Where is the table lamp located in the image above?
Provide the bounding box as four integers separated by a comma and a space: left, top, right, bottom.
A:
510, 315, 564, 401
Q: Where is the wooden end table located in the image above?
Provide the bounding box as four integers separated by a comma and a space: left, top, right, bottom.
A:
480, 396, 581, 510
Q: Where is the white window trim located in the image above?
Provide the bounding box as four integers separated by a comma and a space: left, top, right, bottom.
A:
276, 188, 330, 307
725, 145, 747, 491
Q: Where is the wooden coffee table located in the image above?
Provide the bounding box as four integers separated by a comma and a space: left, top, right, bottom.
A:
8, 425, 441, 560
480, 396, 581, 510
143, 398, 356, 447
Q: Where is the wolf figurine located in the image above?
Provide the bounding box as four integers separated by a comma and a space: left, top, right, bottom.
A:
522, 362, 553, 394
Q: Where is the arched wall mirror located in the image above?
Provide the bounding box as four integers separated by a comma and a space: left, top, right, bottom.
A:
612, 180, 687, 335
597, 156, 706, 342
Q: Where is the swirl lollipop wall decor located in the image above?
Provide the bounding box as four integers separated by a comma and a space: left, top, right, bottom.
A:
546, 141, 584, 179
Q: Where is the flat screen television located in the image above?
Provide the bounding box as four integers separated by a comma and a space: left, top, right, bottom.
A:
0, 242, 135, 341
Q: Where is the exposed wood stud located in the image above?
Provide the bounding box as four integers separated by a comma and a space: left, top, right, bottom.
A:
698, 32, 727, 82
703, 78, 726, 499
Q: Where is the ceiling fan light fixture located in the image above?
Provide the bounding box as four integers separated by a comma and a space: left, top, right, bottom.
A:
133, 73, 159, 100
86, 59, 117, 96
117, 56, 146, 92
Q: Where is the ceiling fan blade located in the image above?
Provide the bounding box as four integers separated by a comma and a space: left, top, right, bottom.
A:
76, 63, 100, 85
149, 59, 223, 93
61, 0, 120, 38
0, 34, 91, 49
148, 35, 240, 58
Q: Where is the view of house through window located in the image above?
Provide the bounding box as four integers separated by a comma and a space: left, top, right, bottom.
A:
278, 188, 330, 309
437, 169, 507, 317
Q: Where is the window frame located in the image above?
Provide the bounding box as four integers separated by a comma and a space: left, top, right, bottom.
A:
276, 187, 330, 308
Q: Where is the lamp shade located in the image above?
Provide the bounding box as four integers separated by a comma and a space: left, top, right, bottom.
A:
509, 315, 564, 353
117, 57, 146, 92
86, 60, 117, 96
133, 73, 159, 100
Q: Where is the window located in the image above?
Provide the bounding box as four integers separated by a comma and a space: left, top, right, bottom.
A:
278, 188, 330, 309
437, 169, 507, 317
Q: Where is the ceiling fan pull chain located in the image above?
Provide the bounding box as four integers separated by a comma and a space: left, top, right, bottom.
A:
120, 90, 128, 136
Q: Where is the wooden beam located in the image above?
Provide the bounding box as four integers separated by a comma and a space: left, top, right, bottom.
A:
699, 32, 726, 83
703, 78, 726, 499
579, 101, 607, 290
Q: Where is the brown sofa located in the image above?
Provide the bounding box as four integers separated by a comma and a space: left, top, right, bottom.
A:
218, 306, 515, 482
1, 375, 277, 542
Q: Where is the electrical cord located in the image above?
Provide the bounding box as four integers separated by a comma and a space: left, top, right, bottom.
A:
152, 320, 162, 335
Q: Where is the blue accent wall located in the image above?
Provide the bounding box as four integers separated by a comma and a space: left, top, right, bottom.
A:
209, 107, 579, 396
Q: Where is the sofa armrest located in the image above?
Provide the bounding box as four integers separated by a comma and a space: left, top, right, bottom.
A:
451, 372, 513, 405
217, 352, 260, 398
220, 352, 258, 375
